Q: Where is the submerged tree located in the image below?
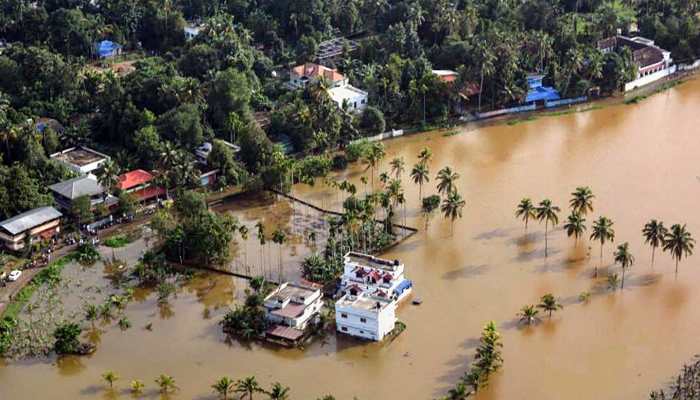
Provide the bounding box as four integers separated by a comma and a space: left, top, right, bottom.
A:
517, 305, 540, 325
563, 212, 587, 244
536, 199, 560, 257
537, 294, 562, 318
212, 376, 236, 400
642, 219, 667, 267
515, 198, 536, 230
663, 224, 695, 274
569, 186, 594, 216
411, 162, 430, 201
441, 190, 466, 235
436, 166, 459, 196
614, 242, 635, 289
102, 371, 119, 389
590, 216, 615, 277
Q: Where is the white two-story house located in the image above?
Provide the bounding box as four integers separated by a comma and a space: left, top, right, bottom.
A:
335, 292, 396, 341
263, 282, 323, 343
289, 63, 368, 112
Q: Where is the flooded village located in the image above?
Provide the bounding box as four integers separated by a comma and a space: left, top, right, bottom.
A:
0, 76, 699, 399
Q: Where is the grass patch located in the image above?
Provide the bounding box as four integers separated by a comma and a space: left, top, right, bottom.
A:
1, 256, 72, 320
104, 235, 130, 248
625, 80, 683, 105
442, 129, 459, 137
543, 104, 603, 117
506, 115, 537, 125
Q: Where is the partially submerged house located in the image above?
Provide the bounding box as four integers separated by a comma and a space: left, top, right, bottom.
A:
339, 252, 413, 301
335, 292, 396, 341
524, 75, 561, 105
0, 207, 62, 251
598, 35, 675, 91
50, 146, 110, 175
264, 282, 324, 345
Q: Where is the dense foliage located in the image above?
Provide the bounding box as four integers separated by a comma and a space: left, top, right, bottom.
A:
0, 0, 697, 219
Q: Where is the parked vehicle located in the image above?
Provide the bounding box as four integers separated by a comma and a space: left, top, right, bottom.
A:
8, 270, 22, 282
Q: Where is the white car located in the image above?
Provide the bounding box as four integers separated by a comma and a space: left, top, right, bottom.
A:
7, 270, 22, 282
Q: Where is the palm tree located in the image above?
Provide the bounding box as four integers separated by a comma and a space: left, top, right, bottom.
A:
97, 159, 121, 198
608, 273, 620, 290
590, 216, 615, 277
642, 219, 667, 267
255, 222, 266, 278
272, 229, 287, 281
514, 198, 536, 230
663, 224, 695, 274
436, 166, 459, 196
517, 305, 540, 325
614, 242, 635, 289
410, 163, 429, 201
446, 381, 470, 399
390, 157, 405, 180
267, 382, 291, 400
418, 147, 432, 166
130, 380, 145, 395
441, 190, 466, 236
363, 142, 385, 188
212, 376, 236, 400
563, 212, 586, 244
236, 376, 262, 400
536, 199, 560, 257
569, 186, 594, 215
155, 374, 177, 394
239, 225, 249, 273
102, 371, 119, 389
537, 293, 563, 318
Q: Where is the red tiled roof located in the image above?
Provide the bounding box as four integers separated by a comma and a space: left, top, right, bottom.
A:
266, 325, 304, 341
292, 63, 345, 82
117, 169, 154, 190
131, 185, 165, 201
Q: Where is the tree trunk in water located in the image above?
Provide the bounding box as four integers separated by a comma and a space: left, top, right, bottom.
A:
651, 246, 656, 268
621, 267, 625, 289
544, 221, 549, 257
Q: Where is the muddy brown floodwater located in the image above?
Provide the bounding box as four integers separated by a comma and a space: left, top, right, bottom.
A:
3, 78, 700, 400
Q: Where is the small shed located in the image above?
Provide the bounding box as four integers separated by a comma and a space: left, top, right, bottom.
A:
95, 40, 122, 58
525, 75, 560, 104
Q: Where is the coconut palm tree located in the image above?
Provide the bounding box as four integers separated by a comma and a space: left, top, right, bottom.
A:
239, 225, 249, 273
441, 190, 466, 236
130, 380, 144, 395
390, 157, 405, 180
410, 162, 429, 201
236, 376, 262, 400
608, 273, 620, 290
379, 171, 390, 188
155, 374, 176, 394
517, 305, 540, 325
514, 198, 536, 230
272, 229, 287, 281
363, 142, 385, 188
590, 216, 615, 277
569, 186, 594, 215
537, 293, 563, 318
614, 242, 635, 289
663, 224, 695, 274
212, 376, 236, 400
436, 167, 459, 196
418, 147, 432, 166
642, 219, 667, 267
97, 159, 121, 198
102, 371, 119, 389
536, 199, 560, 257
267, 382, 291, 400
563, 212, 586, 244
255, 222, 266, 278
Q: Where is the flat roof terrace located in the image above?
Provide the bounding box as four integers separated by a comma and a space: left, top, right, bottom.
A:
337, 293, 392, 312
267, 282, 318, 303
51, 146, 108, 167
345, 252, 401, 272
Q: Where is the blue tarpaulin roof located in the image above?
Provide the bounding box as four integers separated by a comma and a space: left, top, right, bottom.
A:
96, 40, 121, 58
525, 74, 560, 103
395, 279, 413, 295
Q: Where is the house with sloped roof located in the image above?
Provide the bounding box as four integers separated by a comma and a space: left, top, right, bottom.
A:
117, 170, 165, 203
263, 282, 323, 344
0, 207, 62, 251
289, 63, 348, 89
49, 175, 116, 211
597, 35, 675, 91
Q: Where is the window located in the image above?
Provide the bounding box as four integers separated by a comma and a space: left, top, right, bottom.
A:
341, 313, 348, 318
341, 327, 348, 332
360, 317, 367, 323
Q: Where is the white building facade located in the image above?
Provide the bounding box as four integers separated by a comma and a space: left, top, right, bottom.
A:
328, 85, 368, 112
263, 282, 323, 330
335, 293, 396, 341
339, 252, 413, 301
